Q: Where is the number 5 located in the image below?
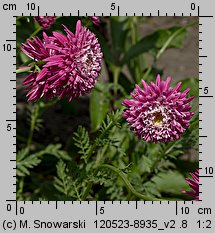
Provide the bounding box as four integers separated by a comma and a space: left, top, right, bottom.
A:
111, 3, 116, 10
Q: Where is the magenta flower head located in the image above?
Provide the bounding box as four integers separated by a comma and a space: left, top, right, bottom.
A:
122, 75, 195, 143
21, 32, 54, 61
181, 169, 199, 201
88, 16, 100, 26
34, 16, 56, 30
21, 20, 103, 102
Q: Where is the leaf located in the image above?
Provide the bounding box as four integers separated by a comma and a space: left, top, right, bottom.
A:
138, 156, 153, 173
181, 115, 199, 151
54, 160, 81, 200
73, 126, 92, 161
16, 148, 29, 161
142, 181, 162, 198
20, 52, 31, 64
17, 149, 41, 176
100, 164, 160, 201
92, 17, 129, 65
156, 160, 176, 171
90, 82, 110, 132
16, 144, 71, 177
99, 110, 122, 136
122, 26, 187, 64
54, 160, 72, 196
152, 170, 190, 196
110, 17, 129, 64
43, 144, 71, 161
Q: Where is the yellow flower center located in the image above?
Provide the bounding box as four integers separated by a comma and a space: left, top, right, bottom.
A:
153, 112, 164, 126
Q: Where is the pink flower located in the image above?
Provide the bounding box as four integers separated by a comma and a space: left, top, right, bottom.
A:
21, 20, 103, 102
34, 16, 56, 30
122, 75, 194, 143
21, 32, 54, 61
181, 169, 199, 201
88, 16, 100, 26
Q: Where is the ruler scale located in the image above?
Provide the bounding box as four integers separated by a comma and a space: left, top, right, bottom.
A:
0, 0, 215, 232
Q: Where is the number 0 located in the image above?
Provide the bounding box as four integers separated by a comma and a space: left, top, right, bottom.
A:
20, 207, 25, 214
191, 3, 195, 10
7, 204, 12, 211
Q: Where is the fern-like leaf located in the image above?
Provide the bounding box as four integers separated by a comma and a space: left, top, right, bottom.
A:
16, 144, 71, 177
43, 144, 71, 161
27, 104, 43, 132
17, 149, 42, 176
54, 160, 72, 196
100, 110, 122, 134
73, 126, 92, 161
54, 160, 81, 200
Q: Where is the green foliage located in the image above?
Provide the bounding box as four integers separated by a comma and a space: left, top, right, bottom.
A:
27, 104, 43, 132
141, 170, 192, 200
54, 160, 81, 200
42, 144, 72, 161
17, 144, 71, 177
55, 160, 71, 195
73, 126, 92, 161
90, 82, 110, 132
99, 110, 122, 134
110, 17, 129, 64
17, 149, 41, 176
122, 26, 187, 64
152, 170, 190, 196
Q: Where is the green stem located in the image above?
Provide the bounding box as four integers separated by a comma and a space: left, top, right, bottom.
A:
17, 177, 24, 199
16, 61, 46, 74
73, 182, 82, 201
82, 111, 122, 199
142, 66, 152, 81
29, 27, 42, 38
141, 20, 198, 82
16, 26, 42, 58
142, 141, 179, 184
100, 164, 163, 201
113, 67, 121, 96
27, 104, 40, 149
82, 181, 93, 200
131, 18, 137, 45
95, 145, 107, 167
131, 17, 142, 83
85, 111, 122, 161
81, 167, 98, 200
141, 153, 163, 184
139, 66, 152, 85
20, 59, 34, 68
16, 67, 31, 74
81, 145, 109, 200
156, 20, 198, 60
